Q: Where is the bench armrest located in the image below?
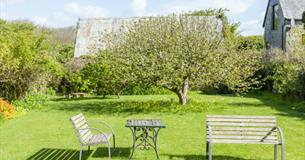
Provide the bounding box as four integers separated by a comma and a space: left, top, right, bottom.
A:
277, 127, 285, 145
89, 121, 115, 136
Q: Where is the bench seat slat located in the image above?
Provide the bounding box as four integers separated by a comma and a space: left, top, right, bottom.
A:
211, 139, 278, 144
207, 118, 276, 123
210, 127, 276, 132
210, 131, 277, 136
207, 122, 276, 127
207, 115, 276, 119
208, 135, 278, 140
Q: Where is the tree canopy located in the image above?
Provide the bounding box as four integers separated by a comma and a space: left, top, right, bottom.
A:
98, 13, 263, 104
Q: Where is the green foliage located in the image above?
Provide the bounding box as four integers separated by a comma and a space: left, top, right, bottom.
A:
12, 93, 50, 111
237, 36, 264, 50
56, 44, 74, 64
103, 13, 263, 104
267, 49, 305, 99
0, 20, 62, 101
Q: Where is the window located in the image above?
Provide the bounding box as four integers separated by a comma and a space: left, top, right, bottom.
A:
272, 4, 279, 31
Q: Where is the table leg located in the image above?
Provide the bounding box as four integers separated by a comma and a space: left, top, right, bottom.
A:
129, 127, 137, 160
152, 128, 161, 160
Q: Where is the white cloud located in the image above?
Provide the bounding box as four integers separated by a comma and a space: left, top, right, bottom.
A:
131, 0, 147, 16
161, 0, 256, 15
239, 19, 264, 35
1, 0, 25, 5
32, 16, 48, 26
63, 2, 108, 18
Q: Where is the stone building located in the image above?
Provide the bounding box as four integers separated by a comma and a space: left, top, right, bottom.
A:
263, 0, 305, 52
74, 17, 223, 58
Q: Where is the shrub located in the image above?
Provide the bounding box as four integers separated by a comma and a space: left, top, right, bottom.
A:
0, 98, 16, 119
0, 20, 62, 101
12, 94, 49, 111
266, 49, 305, 99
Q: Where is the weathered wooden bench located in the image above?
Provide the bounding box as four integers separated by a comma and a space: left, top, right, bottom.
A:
206, 115, 285, 160
71, 92, 86, 98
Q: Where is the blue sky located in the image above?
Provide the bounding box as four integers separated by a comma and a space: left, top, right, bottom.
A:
0, 0, 268, 35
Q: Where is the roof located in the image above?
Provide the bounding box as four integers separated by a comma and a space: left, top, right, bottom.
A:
74, 16, 223, 58
280, 0, 305, 19
263, 0, 305, 27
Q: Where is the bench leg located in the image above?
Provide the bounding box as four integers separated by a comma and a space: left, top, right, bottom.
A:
206, 142, 212, 160
79, 144, 83, 160
281, 143, 285, 160
107, 142, 111, 160
206, 142, 209, 160
274, 144, 278, 160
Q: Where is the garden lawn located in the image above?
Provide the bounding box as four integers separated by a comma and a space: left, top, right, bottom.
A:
0, 92, 304, 160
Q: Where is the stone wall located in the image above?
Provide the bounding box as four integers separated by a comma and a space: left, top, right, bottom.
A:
74, 18, 137, 58
74, 17, 223, 58
286, 25, 305, 53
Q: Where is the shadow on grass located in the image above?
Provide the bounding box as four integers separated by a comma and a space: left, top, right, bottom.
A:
27, 147, 130, 160
52, 96, 117, 101
92, 147, 130, 158
229, 93, 305, 120
26, 148, 92, 160
164, 154, 254, 160
51, 97, 206, 115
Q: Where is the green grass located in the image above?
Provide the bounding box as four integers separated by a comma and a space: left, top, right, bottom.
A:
0, 92, 304, 160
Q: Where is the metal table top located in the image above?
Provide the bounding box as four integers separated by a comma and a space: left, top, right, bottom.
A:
126, 119, 165, 128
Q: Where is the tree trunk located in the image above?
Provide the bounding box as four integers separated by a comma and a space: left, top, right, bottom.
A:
176, 78, 189, 105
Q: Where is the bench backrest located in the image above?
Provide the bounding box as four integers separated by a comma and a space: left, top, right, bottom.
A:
70, 113, 92, 144
206, 115, 278, 144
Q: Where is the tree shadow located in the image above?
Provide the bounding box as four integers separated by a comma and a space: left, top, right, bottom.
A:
53, 99, 179, 115
164, 154, 254, 160
245, 93, 305, 120
26, 148, 92, 160
92, 147, 130, 158
52, 96, 115, 101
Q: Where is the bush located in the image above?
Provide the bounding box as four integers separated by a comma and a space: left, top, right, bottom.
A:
0, 20, 62, 101
266, 49, 305, 99
0, 98, 16, 119
12, 94, 49, 111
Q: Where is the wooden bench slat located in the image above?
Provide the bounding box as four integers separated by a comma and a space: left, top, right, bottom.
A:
211, 139, 278, 144
71, 114, 83, 121
207, 115, 276, 119
206, 118, 276, 123
207, 122, 276, 127
208, 135, 278, 140
210, 127, 276, 132
210, 131, 277, 136
73, 119, 86, 126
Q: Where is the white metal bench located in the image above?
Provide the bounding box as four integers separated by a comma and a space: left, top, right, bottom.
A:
70, 113, 115, 160
206, 115, 285, 160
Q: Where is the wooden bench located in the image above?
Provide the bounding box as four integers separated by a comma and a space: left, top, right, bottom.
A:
71, 92, 86, 98
206, 115, 285, 160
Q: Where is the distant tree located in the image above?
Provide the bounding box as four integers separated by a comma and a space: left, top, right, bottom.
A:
102, 13, 263, 105
0, 20, 62, 100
